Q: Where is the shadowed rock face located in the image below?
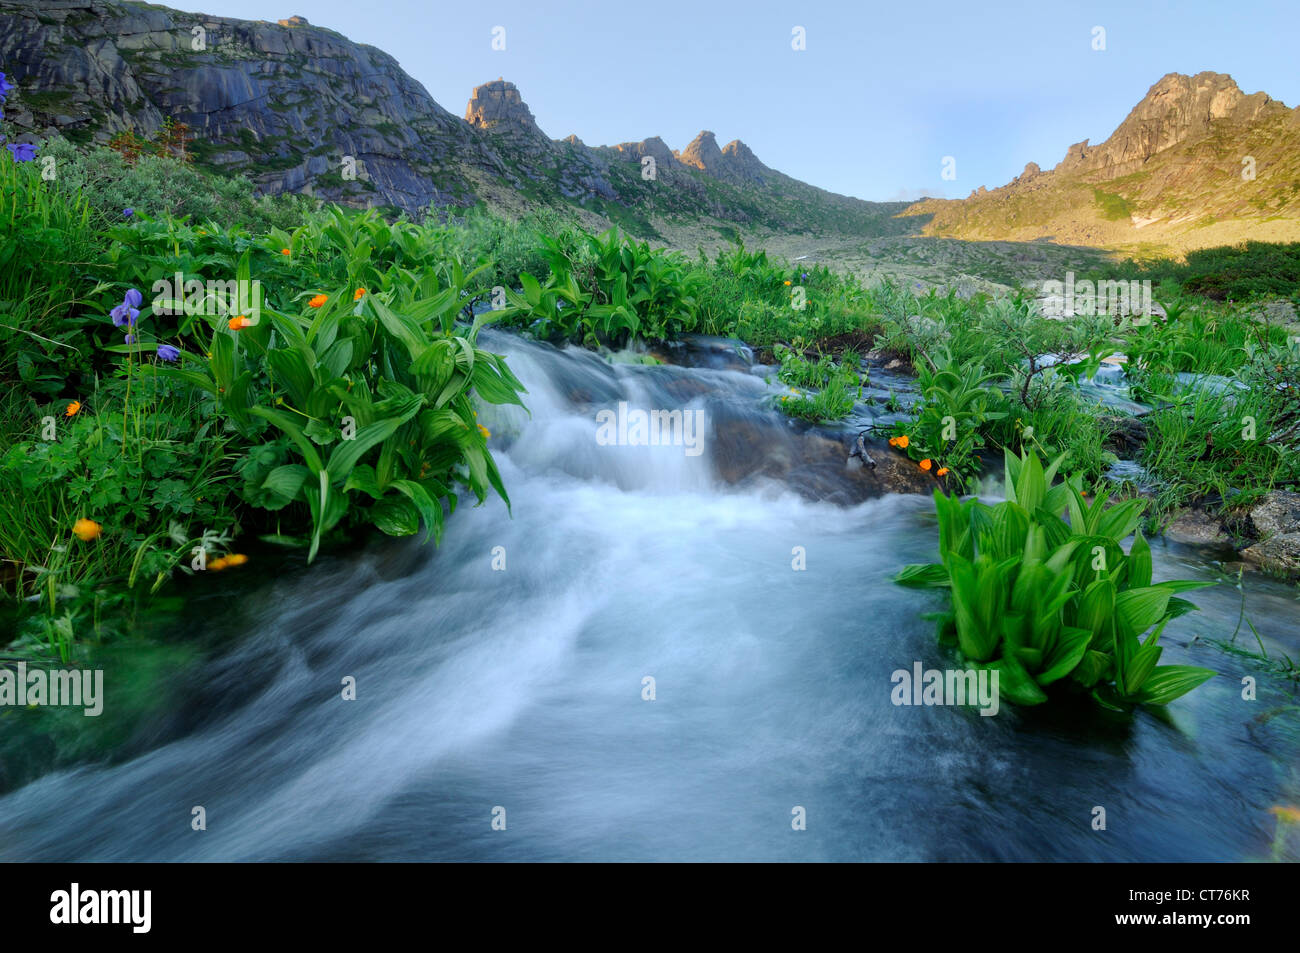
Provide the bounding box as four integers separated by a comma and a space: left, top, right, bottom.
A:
609, 136, 681, 171
0, 0, 503, 214
0, 0, 920, 231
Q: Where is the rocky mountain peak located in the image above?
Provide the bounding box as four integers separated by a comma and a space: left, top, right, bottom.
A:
1057, 71, 1283, 175
611, 135, 679, 169
677, 130, 723, 171
464, 79, 540, 134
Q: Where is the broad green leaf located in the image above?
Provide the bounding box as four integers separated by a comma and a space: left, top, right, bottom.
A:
1135, 665, 1216, 705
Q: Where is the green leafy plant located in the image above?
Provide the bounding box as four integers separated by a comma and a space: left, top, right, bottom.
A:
775, 346, 863, 421
884, 350, 1007, 485
895, 448, 1216, 708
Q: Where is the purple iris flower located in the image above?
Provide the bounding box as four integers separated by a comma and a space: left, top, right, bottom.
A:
124, 288, 143, 309
0, 72, 14, 99
156, 344, 180, 361
123, 208, 134, 219
5, 142, 37, 162
124, 333, 136, 344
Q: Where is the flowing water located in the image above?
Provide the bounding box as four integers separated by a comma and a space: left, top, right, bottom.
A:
2, 331, 1298, 862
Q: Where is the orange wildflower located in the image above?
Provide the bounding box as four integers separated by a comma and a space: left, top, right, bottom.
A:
353, 288, 366, 301
919, 459, 932, 471
225, 553, 248, 567
280, 248, 291, 256
896, 435, 909, 449
65, 400, 81, 417
208, 556, 228, 571
229, 315, 250, 330
72, 518, 102, 541
936, 467, 949, 477
783, 280, 791, 286
477, 424, 491, 439
308, 294, 328, 308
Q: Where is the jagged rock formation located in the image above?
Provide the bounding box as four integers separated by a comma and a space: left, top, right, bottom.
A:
464, 79, 539, 132
1057, 72, 1285, 178
903, 71, 1300, 252
0, 0, 914, 237
674, 131, 772, 185
607, 136, 681, 172
677, 130, 724, 172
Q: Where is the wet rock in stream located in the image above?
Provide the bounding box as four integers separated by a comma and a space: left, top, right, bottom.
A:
707, 403, 939, 503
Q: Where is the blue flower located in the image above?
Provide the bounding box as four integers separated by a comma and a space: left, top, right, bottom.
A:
110, 304, 138, 327
109, 288, 144, 327
0, 72, 15, 100
123, 208, 134, 218
5, 142, 37, 162
156, 344, 180, 361
124, 333, 136, 344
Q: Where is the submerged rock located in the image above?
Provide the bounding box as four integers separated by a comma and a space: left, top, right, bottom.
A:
650, 335, 754, 372
707, 404, 935, 503
1241, 534, 1300, 576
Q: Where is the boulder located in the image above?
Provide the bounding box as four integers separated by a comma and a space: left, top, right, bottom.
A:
1249, 490, 1300, 538
1240, 534, 1300, 577
1164, 508, 1232, 546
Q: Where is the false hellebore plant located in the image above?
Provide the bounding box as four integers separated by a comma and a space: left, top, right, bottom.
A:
895, 449, 1216, 709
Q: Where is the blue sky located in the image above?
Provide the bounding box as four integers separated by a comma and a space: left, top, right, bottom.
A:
203, 0, 1299, 201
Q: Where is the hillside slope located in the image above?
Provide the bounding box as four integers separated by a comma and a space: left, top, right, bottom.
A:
901, 72, 1300, 254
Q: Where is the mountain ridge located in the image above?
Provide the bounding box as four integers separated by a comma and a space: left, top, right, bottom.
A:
901, 71, 1300, 253
3, 2, 1296, 254
0, 0, 913, 240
